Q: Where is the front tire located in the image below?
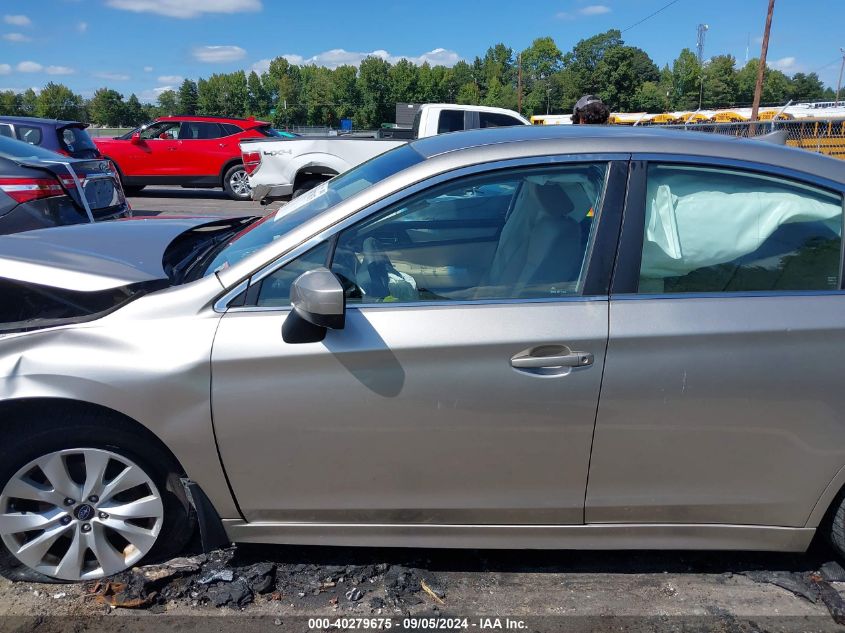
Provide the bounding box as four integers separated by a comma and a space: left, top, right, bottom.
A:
223, 164, 252, 201
0, 414, 194, 583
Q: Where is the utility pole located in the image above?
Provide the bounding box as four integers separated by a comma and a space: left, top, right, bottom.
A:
836, 48, 845, 107
517, 53, 522, 115
751, 0, 776, 128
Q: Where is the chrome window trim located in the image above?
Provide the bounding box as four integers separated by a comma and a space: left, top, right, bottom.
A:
213, 280, 248, 314
631, 152, 845, 194
613, 290, 845, 301
216, 152, 630, 312
226, 294, 608, 314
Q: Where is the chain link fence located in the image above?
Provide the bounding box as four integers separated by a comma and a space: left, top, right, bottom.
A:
651, 119, 845, 160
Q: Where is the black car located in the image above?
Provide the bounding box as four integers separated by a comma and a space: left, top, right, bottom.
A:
0, 134, 130, 235
0, 116, 102, 159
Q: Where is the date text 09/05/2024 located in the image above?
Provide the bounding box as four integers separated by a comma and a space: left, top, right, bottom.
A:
306, 618, 528, 630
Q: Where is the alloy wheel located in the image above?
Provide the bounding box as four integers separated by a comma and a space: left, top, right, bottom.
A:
0, 448, 163, 581
230, 169, 251, 197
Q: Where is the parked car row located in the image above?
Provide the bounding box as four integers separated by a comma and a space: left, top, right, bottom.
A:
4, 125, 845, 584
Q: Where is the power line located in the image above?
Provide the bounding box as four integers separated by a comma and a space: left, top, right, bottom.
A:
811, 57, 843, 73
621, 0, 684, 33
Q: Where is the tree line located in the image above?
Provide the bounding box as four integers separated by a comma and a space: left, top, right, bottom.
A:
0, 30, 834, 129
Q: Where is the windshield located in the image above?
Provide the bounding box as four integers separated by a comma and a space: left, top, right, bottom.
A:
202, 143, 424, 275
59, 126, 97, 153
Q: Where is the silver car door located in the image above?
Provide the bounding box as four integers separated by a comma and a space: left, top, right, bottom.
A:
587, 158, 845, 527
210, 160, 628, 525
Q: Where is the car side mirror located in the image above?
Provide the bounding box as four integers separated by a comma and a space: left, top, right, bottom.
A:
130, 132, 142, 145
282, 268, 346, 344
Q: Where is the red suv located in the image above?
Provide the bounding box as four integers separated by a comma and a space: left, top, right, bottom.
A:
95, 116, 283, 201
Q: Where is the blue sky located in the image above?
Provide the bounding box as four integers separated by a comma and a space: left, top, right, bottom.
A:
0, 0, 842, 103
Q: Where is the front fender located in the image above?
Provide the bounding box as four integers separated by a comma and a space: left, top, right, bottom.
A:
0, 313, 240, 519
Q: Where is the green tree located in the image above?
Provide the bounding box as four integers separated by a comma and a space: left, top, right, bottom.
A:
265, 57, 302, 127
594, 46, 659, 110
124, 94, 145, 126
563, 29, 624, 97
20, 89, 37, 116
332, 65, 359, 121
671, 48, 701, 110
700, 55, 738, 108
0, 91, 23, 116
36, 83, 83, 120
178, 79, 198, 115
157, 89, 178, 115
88, 88, 125, 125
633, 81, 668, 112
790, 72, 825, 102
456, 81, 481, 105
389, 59, 420, 104
356, 55, 392, 128
520, 36, 563, 86
247, 71, 269, 117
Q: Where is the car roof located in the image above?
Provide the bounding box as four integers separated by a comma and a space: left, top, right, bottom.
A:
410, 125, 845, 185
157, 115, 269, 126
0, 115, 86, 128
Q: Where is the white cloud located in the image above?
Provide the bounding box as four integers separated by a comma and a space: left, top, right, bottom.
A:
46, 65, 75, 75
105, 0, 261, 19
139, 84, 176, 102
143, 65, 154, 72
16, 61, 42, 72
158, 74, 183, 84
94, 72, 131, 81
77, 21, 88, 33
556, 4, 611, 19
0, 64, 10, 75
580, 5, 611, 15
769, 56, 797, 72
3, 15, 31, 26
251, 58, 271, 73
267, 47, 462, 70
193, 45, 247, 63
2, 32, 31, 42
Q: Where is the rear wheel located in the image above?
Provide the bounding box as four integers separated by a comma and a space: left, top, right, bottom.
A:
0, 415, 193, 582
223, 164, 252, 201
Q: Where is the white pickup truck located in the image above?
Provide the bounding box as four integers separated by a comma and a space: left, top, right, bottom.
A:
241, 104, 529, 202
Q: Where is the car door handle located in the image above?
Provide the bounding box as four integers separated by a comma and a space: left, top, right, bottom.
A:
510, 348, 593, 369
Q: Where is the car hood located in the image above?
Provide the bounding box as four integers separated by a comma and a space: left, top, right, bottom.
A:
0, 216, 226, 292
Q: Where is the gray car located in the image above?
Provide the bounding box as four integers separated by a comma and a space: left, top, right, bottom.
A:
2, 125, 845, 583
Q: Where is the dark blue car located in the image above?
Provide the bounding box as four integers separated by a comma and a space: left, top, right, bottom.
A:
0, 116, 102, 159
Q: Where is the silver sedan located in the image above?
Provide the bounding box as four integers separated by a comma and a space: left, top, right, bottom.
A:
2, 125, 845, 582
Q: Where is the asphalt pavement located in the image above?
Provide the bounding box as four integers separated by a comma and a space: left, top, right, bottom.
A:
127, 185, 285, 218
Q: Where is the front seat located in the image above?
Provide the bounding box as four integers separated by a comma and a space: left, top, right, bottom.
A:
478, 182, 582, 299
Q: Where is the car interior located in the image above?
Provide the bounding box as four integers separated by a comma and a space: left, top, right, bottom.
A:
256, 165, 605, 307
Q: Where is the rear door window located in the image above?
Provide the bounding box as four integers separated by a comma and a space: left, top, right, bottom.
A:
638, 164, 844, 293
179, 122, 224, 140
0, 124, 13, 138
16, 125, 42, 145
480, 112, 525, 128
437, 110, 465, 134
221, 123, 243, 136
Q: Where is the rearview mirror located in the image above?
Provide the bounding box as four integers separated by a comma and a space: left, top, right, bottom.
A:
282, 268, 345, 344
130, 132, 142, 145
